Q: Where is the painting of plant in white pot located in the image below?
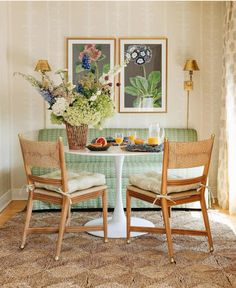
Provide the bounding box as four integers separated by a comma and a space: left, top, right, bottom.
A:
119, 38, 167, 113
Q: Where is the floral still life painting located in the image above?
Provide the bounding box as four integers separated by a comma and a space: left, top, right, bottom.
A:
119, 38, 167, 113
67, 38, 116, 100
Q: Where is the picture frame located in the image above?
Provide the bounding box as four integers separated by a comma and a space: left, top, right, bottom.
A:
119, 38, 167, 113
66, 37, 116, 100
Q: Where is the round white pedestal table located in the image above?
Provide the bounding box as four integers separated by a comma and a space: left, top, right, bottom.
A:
66, 146, 156, 238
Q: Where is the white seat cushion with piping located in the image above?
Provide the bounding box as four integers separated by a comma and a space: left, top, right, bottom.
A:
129, 171, 201, 195
35, 170, 106, 193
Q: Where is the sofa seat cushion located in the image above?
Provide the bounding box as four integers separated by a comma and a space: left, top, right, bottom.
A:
129, 171, 201, 194
35, 170, 106, 193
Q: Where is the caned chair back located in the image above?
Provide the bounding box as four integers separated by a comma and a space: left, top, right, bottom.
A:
18, 135, 68, 192
161, 135, 214, 194
167, 138, 214, 169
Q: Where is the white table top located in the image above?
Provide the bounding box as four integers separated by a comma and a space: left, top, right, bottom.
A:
65, 145, 159, 157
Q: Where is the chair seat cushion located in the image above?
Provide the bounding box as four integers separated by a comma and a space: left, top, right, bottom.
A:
35, 170, 106, 193
129, 171, 201, 194
127, 185, 201, 200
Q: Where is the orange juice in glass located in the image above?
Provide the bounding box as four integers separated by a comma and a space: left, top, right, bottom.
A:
128, 131, 136, 143
148, 123, 160, 145
115, 133, 124, 146
148, 137, 158, 145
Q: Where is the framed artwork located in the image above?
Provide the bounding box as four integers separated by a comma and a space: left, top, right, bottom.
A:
67, 38, 116, 99
119, 38, 167, 113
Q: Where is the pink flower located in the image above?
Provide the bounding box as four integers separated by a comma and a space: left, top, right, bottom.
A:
79, 44, 102, 62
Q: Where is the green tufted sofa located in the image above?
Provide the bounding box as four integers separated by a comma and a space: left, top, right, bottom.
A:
32, 128, 199, 210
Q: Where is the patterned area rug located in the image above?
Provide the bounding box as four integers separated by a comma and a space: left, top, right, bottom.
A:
0, 211, 235, 288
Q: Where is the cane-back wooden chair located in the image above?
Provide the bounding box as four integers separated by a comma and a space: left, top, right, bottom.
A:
126, 135, 214, 263
19, 135, 108, 260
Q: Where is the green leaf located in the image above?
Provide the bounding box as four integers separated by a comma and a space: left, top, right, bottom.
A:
75, 64, 84, 74
97, 54, 106, 62
129, 77, 138, 88
50, 113, 64, 125
153, 101, 161, 108
148, 71, 161, 94
103, 63, 110, 74
135, 76, 148, 94
128, 78, 145, 96
152, 88, 161, 99
125, 86, 141, 96
153, 90, 162, 107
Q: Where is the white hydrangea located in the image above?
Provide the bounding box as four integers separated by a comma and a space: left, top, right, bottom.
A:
90, 94, 97, 101
52, 97, 68, 116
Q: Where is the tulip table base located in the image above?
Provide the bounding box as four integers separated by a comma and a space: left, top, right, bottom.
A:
66, 146, 157, 238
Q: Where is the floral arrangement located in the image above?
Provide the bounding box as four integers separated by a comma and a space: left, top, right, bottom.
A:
15, 45, 127, 128
125, 45, 161, 108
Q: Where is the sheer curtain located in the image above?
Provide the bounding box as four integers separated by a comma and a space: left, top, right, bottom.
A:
217, 1, 236, 215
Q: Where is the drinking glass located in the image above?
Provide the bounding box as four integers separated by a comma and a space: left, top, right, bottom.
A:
158, 128, 165, 144
115, 133, 124, 146
148, 123, 160, 145
128, 131, 137, 144
148, 136, 158, 145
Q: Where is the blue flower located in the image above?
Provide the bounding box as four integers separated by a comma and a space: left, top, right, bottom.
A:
76, 83, 84, 94
39, 90, 56, 107
82, 54, 91, 70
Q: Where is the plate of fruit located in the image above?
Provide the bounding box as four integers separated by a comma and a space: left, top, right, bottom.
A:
92, 136, 130, 146
87, 137, 110, 151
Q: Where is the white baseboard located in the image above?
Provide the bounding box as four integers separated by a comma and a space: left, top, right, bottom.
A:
0, 190, 12, 212
11, 188, 28, 200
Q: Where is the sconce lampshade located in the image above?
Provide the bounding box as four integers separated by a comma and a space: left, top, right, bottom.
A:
183, 59, 199, 71
34, 60, 51, 72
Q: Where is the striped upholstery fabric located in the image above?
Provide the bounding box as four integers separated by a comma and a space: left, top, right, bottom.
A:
32, 128, 197, 210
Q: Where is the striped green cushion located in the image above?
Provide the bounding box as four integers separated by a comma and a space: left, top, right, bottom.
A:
38, 128, 197, 144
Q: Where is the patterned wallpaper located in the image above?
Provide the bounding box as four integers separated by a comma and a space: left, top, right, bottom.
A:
2, 1, 224, 195
0, 3, 11, 198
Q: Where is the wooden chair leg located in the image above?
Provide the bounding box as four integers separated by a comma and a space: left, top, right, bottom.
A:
168, 207, 171, 218
102, 189, 108, 243
21, 191, 34, 249
200, 197, 214, 252
55, 197, 69, 261
126, 190, 131, 244
162, 199, 175, 263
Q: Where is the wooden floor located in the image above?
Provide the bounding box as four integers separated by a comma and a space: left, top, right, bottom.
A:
0, 201, 26, 226
0, 201, 236, 235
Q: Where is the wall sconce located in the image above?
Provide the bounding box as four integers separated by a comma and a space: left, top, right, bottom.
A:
34, 60, 51, 88
34, 60, 51, 73
183, 59, 199, 128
